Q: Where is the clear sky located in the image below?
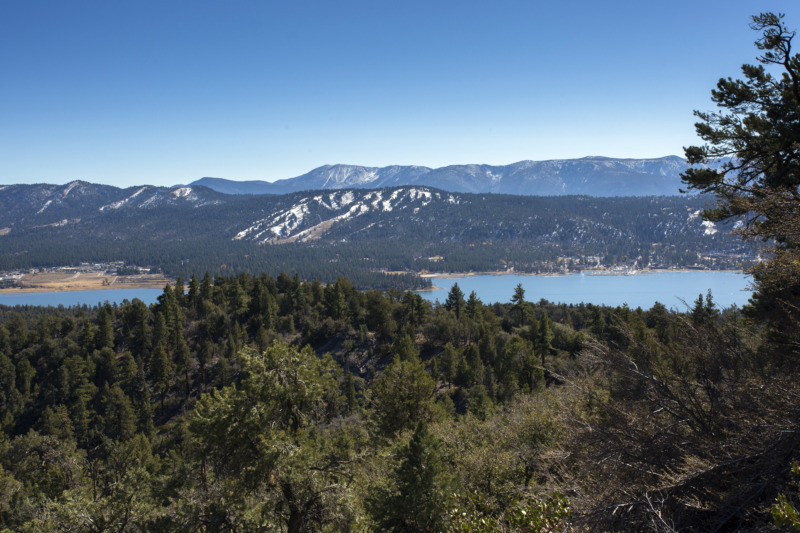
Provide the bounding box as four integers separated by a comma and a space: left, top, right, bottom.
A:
2, 1, 799, 187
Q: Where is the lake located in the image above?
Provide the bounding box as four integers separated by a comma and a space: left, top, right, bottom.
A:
0, 288, 164, 308
0, 271, 753, 310
416, 271, 753, 310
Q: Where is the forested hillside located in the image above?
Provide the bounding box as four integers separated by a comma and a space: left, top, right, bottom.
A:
0, 271, 777, 531
0, 185, 753, 286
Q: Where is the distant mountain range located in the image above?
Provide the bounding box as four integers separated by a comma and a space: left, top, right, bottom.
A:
0, 182, 227, 229
0, 181, 726, 249
191, 156, 705, 196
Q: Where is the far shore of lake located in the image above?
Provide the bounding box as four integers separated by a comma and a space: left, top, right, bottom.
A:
419, 267, 744, 279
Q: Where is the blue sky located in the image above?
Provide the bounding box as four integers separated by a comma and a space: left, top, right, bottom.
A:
2, 1, 799, 187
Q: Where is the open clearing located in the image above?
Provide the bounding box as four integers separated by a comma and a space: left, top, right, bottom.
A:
0, 272, 172, 293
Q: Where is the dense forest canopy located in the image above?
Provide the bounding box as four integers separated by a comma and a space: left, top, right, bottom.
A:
0, 271, 745, 531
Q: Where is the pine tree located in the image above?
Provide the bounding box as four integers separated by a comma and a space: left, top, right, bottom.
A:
188, 273, 200, 309
440, 342, 458, 386
465, 290, 482, 319
96, 305, 115, 350
394, 333, 420, 362
445, 283, 465, 319
150, 342, 172, 408
535, 312, 554, 367
511, 283, 526, 326
100, 383, 136, 441
367, 422, 453, 532
681, 12, 800, 346
370, 355, 436, 438
344, 372, 358, 414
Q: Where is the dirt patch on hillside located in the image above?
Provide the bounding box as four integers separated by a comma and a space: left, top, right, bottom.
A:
0, 272, 172, 293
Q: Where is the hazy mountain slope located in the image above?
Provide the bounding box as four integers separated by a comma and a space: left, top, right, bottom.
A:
190, 177, 280, 196
190, 156, 700, 196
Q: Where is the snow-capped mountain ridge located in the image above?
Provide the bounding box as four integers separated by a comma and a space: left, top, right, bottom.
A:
234, 187, 457, 244
0, 181, 225, 229
192, 156, 706, 197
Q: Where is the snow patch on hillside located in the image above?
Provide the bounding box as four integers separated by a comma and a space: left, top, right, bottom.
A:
36, 200, 52, 215
702, 220, 717, 235
62, 181, 80, 198
234, 187, 457, 243
172, 187, 192, 198
139, 194, 160, 208
100, 187, 147, 211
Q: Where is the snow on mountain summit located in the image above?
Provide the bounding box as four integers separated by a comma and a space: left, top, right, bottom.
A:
193, 156, 704, 197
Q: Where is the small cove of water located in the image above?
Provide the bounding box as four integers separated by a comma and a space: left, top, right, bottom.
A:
0, 288, 164, 308
415, 271, 753, 310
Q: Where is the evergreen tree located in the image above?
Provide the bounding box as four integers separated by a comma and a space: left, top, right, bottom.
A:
200, 272, 213, 305
99, 383, 136, 441
646, 301, 672, 343
324, 280, 348, 321
535, 312, 554, 367
456, 344, 483, 388
96, 305, 115, 351
150, 342, 172, 408
190, 342, 353, 533
367, 422, 453, 532
444, 283, 465, 319
344, 372, 358, 414
174, 275, 185, 306
681, 12, 800, 346
401, 291, 428, 327
394, 333, 420, 362
439, 342, 458, 386
370, 356, 436, 438
188, 273, 200, 309
511, 283, 526, 326
691, 289, 719, 326
465, 290, 482, 320
126, 299, 151, 361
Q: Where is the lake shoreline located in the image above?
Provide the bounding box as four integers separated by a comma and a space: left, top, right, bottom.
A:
0, 280, 172, 294
414, 270, 752, 309
420, 268, 744, 279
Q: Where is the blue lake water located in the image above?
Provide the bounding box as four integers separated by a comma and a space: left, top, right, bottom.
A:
416, 271, 753, 310
0, 288, 164, 308
0, 271, 753, 310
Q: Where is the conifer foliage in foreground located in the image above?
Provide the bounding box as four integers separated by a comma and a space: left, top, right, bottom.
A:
0, 264, 792, 531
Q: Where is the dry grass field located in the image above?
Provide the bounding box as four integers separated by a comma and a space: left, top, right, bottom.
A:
0, 272, 172, 293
